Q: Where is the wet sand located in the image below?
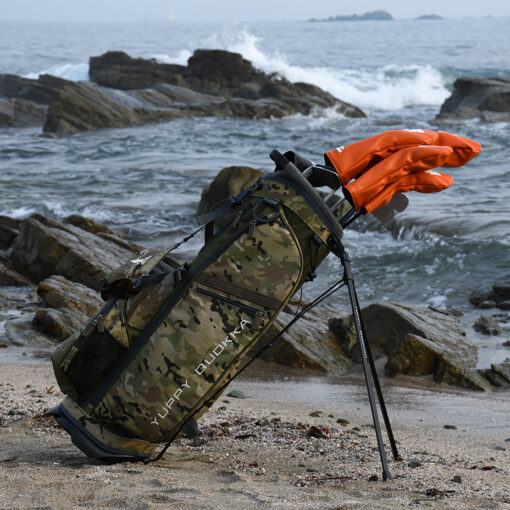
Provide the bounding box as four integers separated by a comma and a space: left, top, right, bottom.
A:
0, 355, 509, 509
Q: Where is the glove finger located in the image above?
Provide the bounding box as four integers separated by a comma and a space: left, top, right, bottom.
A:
363, 169, 454, 214
324, 129, 439, 185
435, 131, 482, 167
344, 145, 453, 211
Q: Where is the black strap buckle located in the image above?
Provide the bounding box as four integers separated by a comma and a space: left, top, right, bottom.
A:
252, 198, 282, 223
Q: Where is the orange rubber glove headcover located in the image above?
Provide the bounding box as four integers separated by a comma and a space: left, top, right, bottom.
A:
343, 145, 453, 211
325, 129, 481, 185
362, 169, 454, 214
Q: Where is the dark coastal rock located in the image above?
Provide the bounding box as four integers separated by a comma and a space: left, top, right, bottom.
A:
9, 213, 137, 290
32, 308, 69, 341
469, 280, 510, 310
436, 77, 510, 123
89, 51, 186, 90
186, 49, 265, 97
0, 262, 33, 287
43, 81, 157, 136
42, 50, 364, 136
478, 300, 498, 309
33, 275, 102, 340
473, 315, 503, 336
492, 360, 510, 381
0, 216, 20, 252
0, 73, 72, 105
330, 303, 490, 390
0, 214, 136, 345
470, 287, 499, 307
42, 80, 311, 136
37, 275, 102, 316
0, 98, 47, 127
480, 367, 510, 388
494, 282, 510, 301
254, 302, 352, 374
0, 281, 52, 347
196, 166, 266, 217
481, 360, 510, 388
64, 214, 120, 236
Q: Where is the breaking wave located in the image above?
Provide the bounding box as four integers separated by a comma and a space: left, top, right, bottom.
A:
157, 28, 451, 110
25, 62, 89, 81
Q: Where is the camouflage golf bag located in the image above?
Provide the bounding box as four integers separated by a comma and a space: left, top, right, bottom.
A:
49, 152, 348, 462
50, 129, 482, 480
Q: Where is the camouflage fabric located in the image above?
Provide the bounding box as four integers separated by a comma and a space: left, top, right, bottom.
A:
90, 213, 303, 441
52, 176, 334, 456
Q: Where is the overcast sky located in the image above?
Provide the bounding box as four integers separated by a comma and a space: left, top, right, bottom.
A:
1, 0, 509, 23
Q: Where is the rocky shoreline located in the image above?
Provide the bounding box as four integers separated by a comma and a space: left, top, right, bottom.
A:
0, 50, 365, 135
2, 49, 509, 135
0, 165, 509, 392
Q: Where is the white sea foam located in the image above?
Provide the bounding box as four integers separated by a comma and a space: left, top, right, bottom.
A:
25, 62, 89, 81
0, 206, 36, 218
153, 50, 192, 66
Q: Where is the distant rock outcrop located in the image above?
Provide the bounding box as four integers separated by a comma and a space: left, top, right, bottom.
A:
416, 14, 443, 20
310, 10, 393, 22
436, 77, 510, 123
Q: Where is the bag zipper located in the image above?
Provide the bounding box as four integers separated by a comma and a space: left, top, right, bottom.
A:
88, 222, 253, 407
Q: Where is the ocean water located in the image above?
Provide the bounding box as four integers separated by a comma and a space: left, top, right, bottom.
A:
0, 18, 509, 324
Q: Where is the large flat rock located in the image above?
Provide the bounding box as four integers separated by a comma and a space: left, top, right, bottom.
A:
33, 275, 102, 341
9, 214, 137, 290
330, 303, 491, 390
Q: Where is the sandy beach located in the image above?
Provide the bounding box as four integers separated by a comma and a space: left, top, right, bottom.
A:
1, 351, 509, 510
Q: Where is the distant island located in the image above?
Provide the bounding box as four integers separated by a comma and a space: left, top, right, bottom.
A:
416, 14, 443, 20
310, 10, 393, 22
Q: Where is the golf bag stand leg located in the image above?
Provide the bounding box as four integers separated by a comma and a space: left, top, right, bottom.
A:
337, 243, 398, 481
